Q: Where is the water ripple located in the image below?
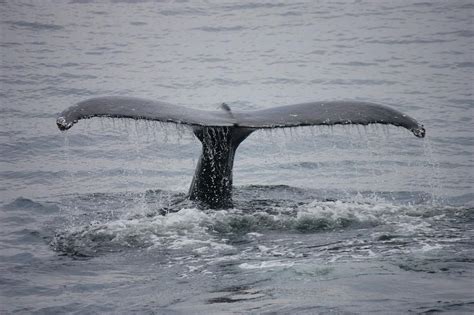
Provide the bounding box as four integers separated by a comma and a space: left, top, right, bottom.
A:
4, 20, 64, 31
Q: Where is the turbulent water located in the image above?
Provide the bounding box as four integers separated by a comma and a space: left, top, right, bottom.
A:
1, 0, 473, 313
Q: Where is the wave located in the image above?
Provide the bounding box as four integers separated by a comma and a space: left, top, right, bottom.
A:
49, 189, 470, 259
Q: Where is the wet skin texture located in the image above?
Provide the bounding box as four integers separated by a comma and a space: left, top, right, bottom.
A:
57, 96, 425, 208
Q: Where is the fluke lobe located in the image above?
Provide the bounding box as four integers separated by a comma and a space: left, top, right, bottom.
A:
56, 96, 425, 208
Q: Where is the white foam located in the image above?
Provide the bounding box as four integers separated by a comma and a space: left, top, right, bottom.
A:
419, 243, 443, 252
239, 260, 295, 270
247, 232, 263, 238
55, 195, 456, 263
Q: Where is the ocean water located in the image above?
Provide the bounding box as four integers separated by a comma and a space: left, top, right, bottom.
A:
1, 0, 473, 313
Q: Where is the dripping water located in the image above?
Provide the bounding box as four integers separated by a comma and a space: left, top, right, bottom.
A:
244, 124, 439, 203
422, 138, 443, 205
128, 120, 149, 217
61, 131, 73, 218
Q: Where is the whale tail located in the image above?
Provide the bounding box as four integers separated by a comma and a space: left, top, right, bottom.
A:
188, 126, 254, 208
56, 96, 425, 208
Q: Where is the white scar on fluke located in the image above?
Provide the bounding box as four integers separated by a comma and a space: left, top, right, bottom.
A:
57, 96, 425, 208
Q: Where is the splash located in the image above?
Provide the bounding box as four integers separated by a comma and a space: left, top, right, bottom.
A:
51, 192, 460, 259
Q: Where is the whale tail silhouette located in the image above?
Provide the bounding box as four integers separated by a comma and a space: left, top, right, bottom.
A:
57, 96, 425, 208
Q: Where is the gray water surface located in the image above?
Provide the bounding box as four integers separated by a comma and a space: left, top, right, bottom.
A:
1, 1, 473, 313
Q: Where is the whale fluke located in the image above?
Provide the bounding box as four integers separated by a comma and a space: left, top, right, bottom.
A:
235, 101, 425, 138
56, 96, 236, 131
57, 96, 425, 208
